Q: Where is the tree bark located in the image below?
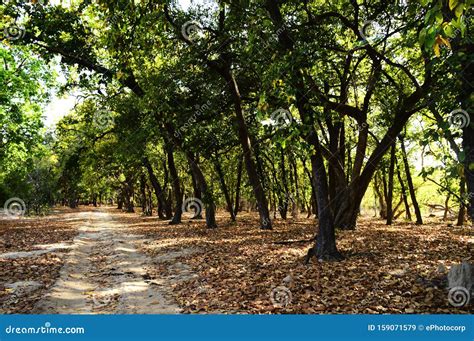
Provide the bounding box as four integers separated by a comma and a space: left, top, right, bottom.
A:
386, 143, 396, 225
457, 178, 466, 226
233, 154, 243, 218
214, 158, 236, 221
397, 162, 412, 221
400, 135, 423, 224
189, 160, 203, 219
219, 67, 272, 229
187, 153, 217, 228
166, 141, 182, 225
143, 157, 167, 219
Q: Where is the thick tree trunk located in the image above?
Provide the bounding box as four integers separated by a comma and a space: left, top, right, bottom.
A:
124, 183, 134, 213
117, 193, 123, 210
189, 160, 203, 220
386, 143, 396, 225
309, 147, 344, 261
143, 157, 167, 219
400, 136, 423, 224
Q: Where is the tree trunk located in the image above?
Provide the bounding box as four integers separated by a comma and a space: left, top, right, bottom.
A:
214, 158, 236, 221
218, 67, 272, 229
189, 159, 203, 219
397, 162, 412, 221
309, 145, 343, 261
400, 135, 423, 224
291, 156, 300, 218
166, 142, 182, 225
233, 154, 243, 218
187, 153, 217, 228
457, 178, 466, 226
374, 173, 387, 219
140, 174, 152, 216
279, 148, 289, 219
386, 143, 396, 225
143, 157, 167, 219
443, 194, 451, 221
124, 182, 134, 213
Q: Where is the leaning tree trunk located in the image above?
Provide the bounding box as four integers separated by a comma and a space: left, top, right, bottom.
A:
386, 143, 396, 225
187, 153, 217, 229
219, 67, 272, 229
397, 162, 412, 221
400, 135, 423, 224
214, 158, 236, 222
143, 157, 167, 219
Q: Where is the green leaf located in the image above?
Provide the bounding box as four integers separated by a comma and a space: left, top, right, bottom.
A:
454, 4, 464, 17
449, 0, 459, 10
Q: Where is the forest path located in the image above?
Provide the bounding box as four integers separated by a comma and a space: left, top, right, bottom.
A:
33, 210, 181, 314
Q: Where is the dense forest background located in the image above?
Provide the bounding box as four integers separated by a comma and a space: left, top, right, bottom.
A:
0, 0, 472, 262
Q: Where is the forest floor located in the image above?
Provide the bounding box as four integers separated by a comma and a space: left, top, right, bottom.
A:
0, 206, 472, 314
